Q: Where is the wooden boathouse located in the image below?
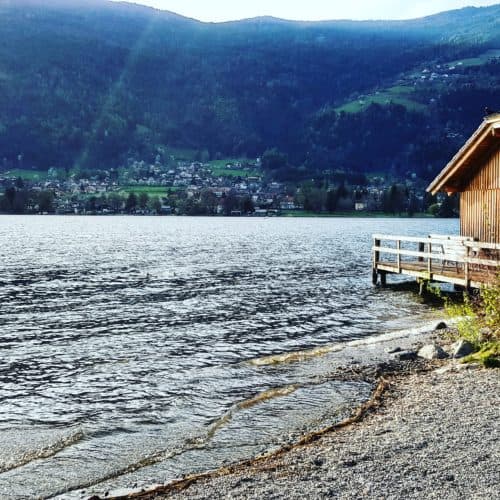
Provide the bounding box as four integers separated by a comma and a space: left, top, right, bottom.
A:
372, 113, 500, 289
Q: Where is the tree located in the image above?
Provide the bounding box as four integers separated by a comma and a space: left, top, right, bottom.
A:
125, 192, 137, 212
4, 187, 16, 209
38, 190, 54, 213
240, 195, 254, 214
108, 192, 124, 212
326, 189, 339, 212
149, 195, 161, 214
438, 194, 459, 218
261, 148, 287, 171
138, 192, 149, 210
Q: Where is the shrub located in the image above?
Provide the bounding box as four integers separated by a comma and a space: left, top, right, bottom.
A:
442, 274, 500, 366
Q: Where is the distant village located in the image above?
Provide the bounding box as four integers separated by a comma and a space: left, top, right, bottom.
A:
0, 154, 452, 217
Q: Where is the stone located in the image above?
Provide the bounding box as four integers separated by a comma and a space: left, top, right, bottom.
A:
417, 344, 448, 360
479, 327, 492, 341
393, 350, 417, 361
434, 321, 448, 330
386, 346, 402, 354
456, 362, 480, 370
435, 365, 454, 374
451, 340, 475, 358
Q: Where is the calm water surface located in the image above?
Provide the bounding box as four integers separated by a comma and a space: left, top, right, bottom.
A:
0, 216, 458, 498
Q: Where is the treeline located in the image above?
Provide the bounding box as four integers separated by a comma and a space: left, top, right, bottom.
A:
0, 186, 256, 216
0, 186, 55, 214
295, 182, 458, 216
0, 184, 459, 217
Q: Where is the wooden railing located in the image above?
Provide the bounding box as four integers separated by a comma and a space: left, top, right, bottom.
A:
372, 234, 500, 287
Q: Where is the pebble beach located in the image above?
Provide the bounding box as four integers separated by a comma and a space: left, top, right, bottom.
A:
160, 364, 499, 499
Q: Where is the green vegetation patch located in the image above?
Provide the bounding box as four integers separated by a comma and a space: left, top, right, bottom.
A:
208, 160, 260, 178
461, 341, 500, 368
1, 169, 48, 180
336, 86, 427, 114
441, 274, 500, 368
119, 185, 169, 196
446, 49, 500, 68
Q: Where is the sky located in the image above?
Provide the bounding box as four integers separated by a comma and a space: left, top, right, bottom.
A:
109, 0, 500, 22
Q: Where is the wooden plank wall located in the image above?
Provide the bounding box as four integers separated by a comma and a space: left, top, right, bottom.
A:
460, 148, 500, 243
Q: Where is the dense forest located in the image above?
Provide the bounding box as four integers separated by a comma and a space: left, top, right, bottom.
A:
0, 0, 499, 181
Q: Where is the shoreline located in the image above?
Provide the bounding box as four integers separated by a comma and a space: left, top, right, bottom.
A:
0, 212, 448, 219
120, 354, 498, 499
86, 324, 497, 500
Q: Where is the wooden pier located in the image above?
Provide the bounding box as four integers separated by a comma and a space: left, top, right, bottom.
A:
372, 234, 500, 289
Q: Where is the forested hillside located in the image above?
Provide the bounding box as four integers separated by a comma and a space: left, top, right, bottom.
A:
0, 0, 499, 181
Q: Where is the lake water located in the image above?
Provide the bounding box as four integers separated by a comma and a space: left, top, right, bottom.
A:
0, 216, 458, 498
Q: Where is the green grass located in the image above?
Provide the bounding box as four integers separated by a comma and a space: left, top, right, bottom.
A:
1, 168, 48, 180
208, 159, 260, 178
446, 49, 500, 68
336, 86, 427, 114
119, 185, 170, 196
210, 167, 256, 178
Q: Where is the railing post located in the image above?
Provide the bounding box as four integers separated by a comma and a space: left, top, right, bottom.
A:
428, 241, 432, 275
418, 242, 425, 262
397, 239, 401, 273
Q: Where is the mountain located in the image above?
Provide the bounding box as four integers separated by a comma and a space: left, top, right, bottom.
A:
0, 0, 499, 180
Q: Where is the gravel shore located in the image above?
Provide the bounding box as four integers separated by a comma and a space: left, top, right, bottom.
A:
154, 363, 499, 499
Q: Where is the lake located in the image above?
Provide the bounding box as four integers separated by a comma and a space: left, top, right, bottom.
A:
0, 216, 458, 498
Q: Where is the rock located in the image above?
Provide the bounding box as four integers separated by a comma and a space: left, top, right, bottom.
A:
456, 362, 481, 370
479, 327, 492, 341
386, 346, 402, 354
393, 350, 417, 361
417, 344, 448, 360
435, 365, 454, 374
451, 340, 475, 358
434, 321, 448, 330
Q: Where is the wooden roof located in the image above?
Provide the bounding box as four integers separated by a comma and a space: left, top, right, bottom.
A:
427, 113, 500, 195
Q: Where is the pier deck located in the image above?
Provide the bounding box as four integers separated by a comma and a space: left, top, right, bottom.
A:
372, 234, 500, 289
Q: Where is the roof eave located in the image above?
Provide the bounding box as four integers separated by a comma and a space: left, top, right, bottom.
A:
426, 117, 497, 195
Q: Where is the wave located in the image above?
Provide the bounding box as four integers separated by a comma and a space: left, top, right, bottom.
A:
247, 319, 448, 367
0, 429, 84, 474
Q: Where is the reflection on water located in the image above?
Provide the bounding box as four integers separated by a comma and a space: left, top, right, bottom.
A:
0, 215, 458, 497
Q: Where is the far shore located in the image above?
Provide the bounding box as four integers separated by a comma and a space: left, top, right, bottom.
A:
0, 211, 452, 219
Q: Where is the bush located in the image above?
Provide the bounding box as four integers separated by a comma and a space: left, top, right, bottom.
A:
443, 274, 500, 366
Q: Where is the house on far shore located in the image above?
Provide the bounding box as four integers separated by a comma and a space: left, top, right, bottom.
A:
427, 112, 500, 243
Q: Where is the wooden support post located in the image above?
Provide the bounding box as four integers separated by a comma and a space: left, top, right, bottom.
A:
374, 238, 380, 265
372, 238, 380, 285
380, 272, 387, 287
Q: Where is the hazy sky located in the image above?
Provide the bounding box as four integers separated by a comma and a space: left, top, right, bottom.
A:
110, 0, 499, 22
